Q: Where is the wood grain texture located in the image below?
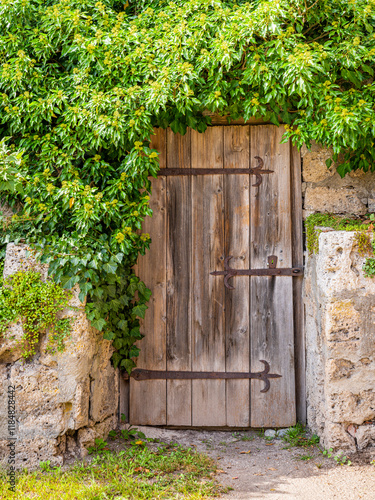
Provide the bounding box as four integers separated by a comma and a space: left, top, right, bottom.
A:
291, 144, 305, 424
224, 126, 251, 427
191, 127, 226, 426
250, 125, 296, 428
166, 129, 192, 426
130, 128, 167, 425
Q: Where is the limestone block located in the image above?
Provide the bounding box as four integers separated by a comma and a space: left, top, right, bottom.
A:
304, 186, 368, 215
0, 244, 120, 468
90, 359, 118, 423
325, 390, 375, 425
305, 231, 375, 452
3, 243, 49, 281
0, 321, 24, 363
321, 422, 356, 453
77, 415, 117, 457
315, 232, 375, 296
326, 359, 356, 381
355, 424, 375, 450
301, 143, 335, 182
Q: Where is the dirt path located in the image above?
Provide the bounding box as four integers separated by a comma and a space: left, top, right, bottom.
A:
134, 426, 375, 500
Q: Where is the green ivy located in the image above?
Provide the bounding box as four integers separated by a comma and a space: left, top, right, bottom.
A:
363, 241, 375, 278
1, 0, 375, 371
0, 270, 73, 357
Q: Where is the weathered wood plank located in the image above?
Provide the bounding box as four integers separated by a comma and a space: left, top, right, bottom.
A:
224, 126, 251, 427
250, 125, 296, 428
130, 128, 167, 425
291, 144, 305, 424
191, 127, 226, 426
166, 129, 192, 426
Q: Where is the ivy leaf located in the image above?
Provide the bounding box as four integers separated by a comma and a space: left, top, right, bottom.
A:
113, 253, 124, 264
61, 275, 80, 290
103, 262, 118, 274
120, 358, 135, 375
92, 318, 107, 331
103, 331, 115, 340
132, 303, 148, 319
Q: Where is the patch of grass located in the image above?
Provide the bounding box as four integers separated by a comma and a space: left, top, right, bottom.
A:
1, 443, 223, 499
296, 454, 314, 461
256, 428, 265, 438
281, 423, 320, 449
240, 435, 255, 442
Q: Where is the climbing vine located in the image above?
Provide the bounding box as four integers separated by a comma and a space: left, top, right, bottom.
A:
1, 0, 375, 370
0, 270, 73, 357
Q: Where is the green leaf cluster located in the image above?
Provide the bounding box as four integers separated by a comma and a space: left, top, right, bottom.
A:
1, 0, 375, 370
0, 269, 73, 357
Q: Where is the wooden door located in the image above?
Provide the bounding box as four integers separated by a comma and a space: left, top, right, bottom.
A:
129, 124, 303, 428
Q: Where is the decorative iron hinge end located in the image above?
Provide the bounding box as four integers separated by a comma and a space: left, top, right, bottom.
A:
123, 359, 281, 393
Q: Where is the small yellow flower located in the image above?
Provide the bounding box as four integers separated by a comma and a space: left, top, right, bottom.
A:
115, 232, 125, 242
149, 152, 158, 159
129, 119, 135, 127
94, 155, 101, 162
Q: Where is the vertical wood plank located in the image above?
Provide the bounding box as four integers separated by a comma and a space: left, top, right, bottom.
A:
129, 128, 167, 425
250, 125, 296, 428
191, 127, 226, 426
223, 126, 251, 427
166, 129, 192, 426
291, 144, 305, 423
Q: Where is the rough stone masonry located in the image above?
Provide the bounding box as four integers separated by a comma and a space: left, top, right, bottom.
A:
304, 231, 375, 452
0, 244, 119, 469
302, 142, 375, 453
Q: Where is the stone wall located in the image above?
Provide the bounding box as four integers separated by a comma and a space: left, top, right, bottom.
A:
0, 244, 119, 469
304, 231, 375, 452
301, 143, 375, 217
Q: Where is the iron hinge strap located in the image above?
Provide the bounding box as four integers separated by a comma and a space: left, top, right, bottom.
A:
123, 360, 281, 393
211, 256, 303, 289
155, 156, 272, 187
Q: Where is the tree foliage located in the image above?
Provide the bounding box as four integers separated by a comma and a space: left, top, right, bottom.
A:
0, 0, 374, 369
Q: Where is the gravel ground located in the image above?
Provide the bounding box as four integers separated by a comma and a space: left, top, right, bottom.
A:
132, 426, 375, 500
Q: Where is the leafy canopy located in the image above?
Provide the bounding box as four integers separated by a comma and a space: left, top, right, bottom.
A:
0, 0, 375, 369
